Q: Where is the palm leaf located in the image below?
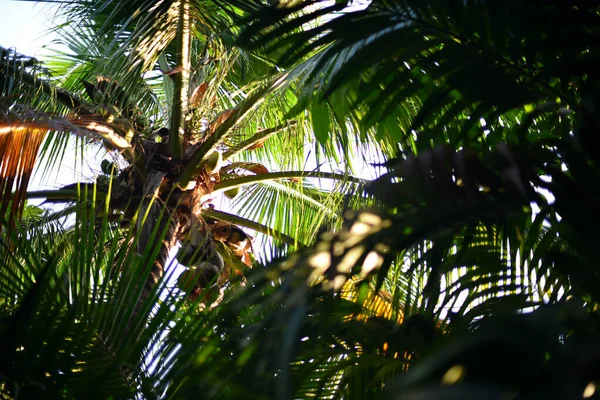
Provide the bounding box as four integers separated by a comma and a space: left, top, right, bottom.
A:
237, 0, 594, 152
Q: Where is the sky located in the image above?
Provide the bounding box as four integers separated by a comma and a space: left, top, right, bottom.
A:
0, 1, 60, 57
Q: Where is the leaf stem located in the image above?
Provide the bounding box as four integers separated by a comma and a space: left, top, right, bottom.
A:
211, 171, 367, 194
169, 0, 191, 160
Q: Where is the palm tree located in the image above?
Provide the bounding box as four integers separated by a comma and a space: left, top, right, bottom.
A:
3, 0, 600, 399
1, 1, 379, 397
228, 0, 600, 398
2, 0, 376, 317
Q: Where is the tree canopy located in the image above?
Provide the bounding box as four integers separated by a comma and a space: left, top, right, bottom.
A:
2, 1, 600, 399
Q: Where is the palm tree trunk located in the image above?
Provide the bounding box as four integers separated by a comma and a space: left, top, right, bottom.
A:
128, 171, 178, 332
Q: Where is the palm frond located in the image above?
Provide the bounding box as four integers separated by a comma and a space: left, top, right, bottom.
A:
238, 0, 595, 151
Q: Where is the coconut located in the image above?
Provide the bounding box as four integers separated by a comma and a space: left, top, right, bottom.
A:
101, 159, 115, 175
204, 150, 222, 174
224, 186, 240, 199
177, 269, 196, 293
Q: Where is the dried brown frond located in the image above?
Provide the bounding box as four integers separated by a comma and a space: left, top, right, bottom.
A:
208, 108, 238, 134
0, 125, 46, 225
